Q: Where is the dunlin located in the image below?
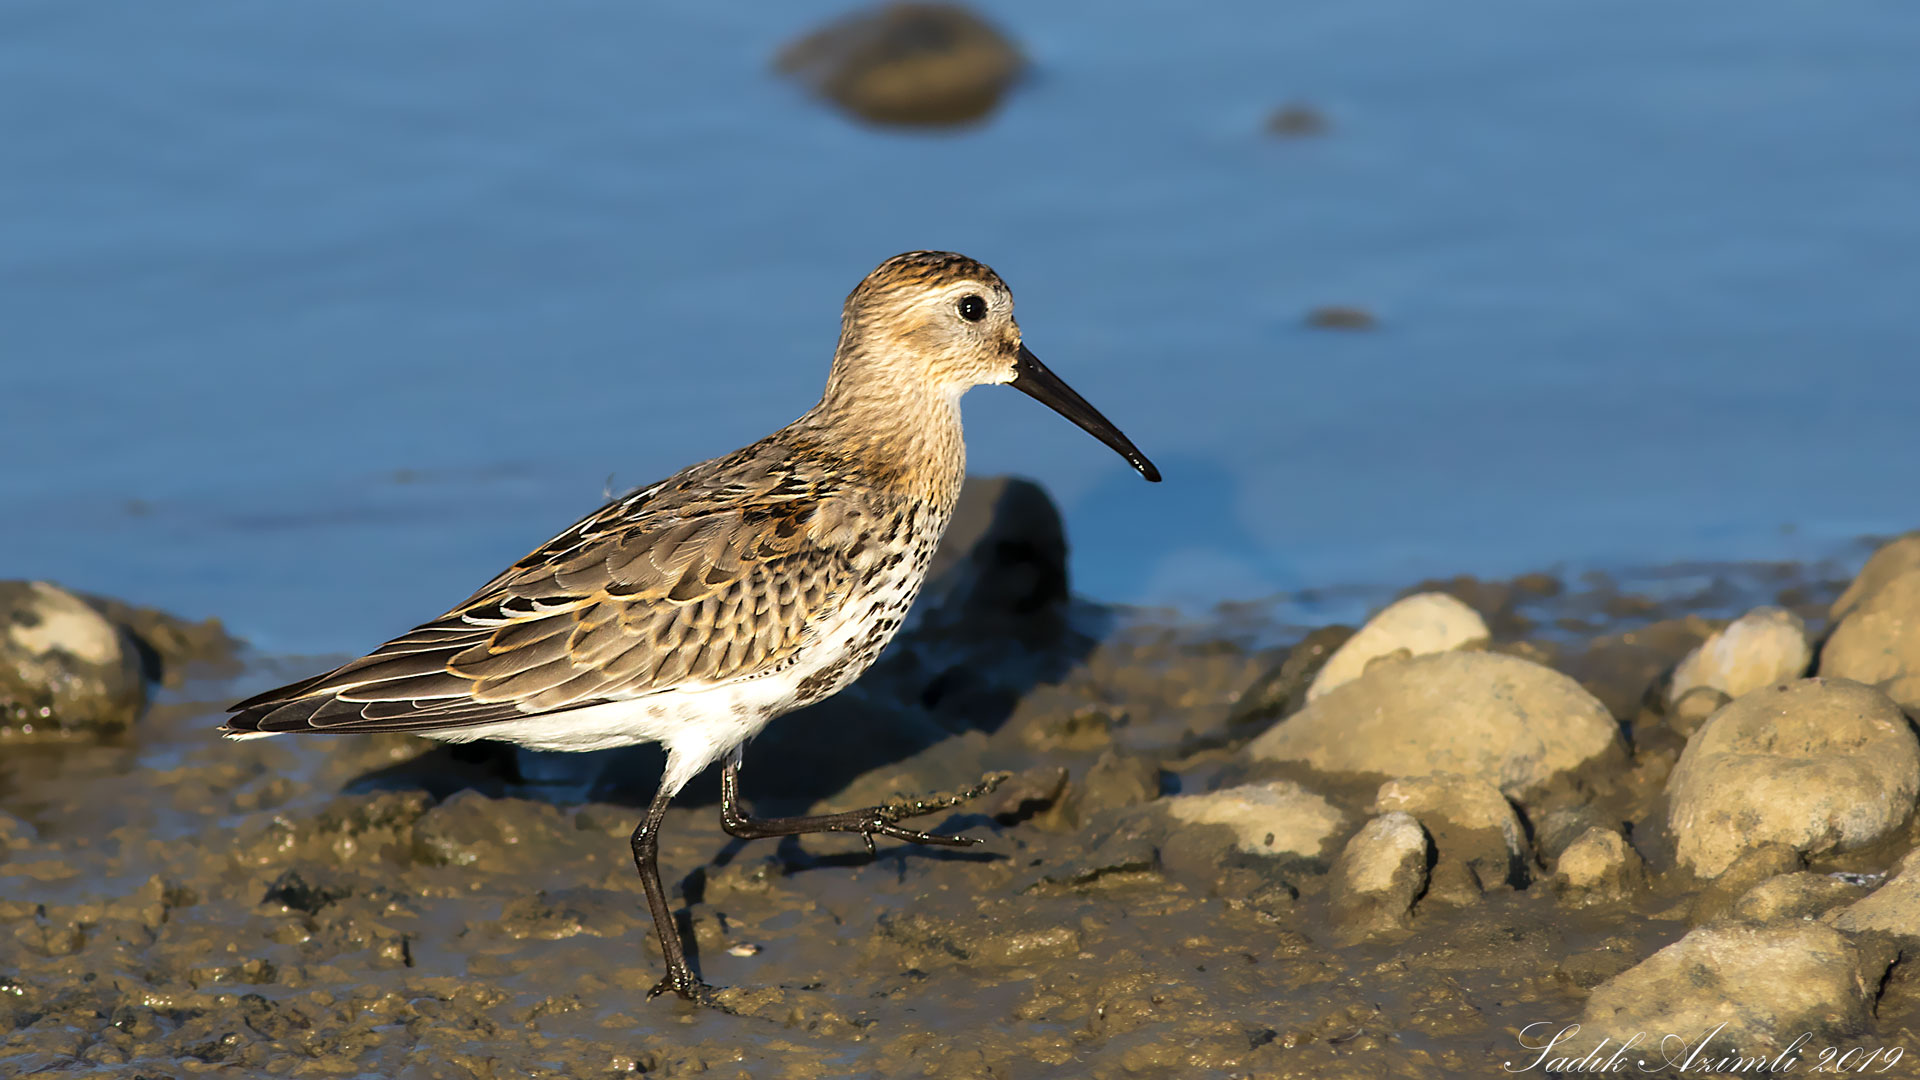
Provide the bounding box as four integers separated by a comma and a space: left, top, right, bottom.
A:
224, 251, 1160, 1000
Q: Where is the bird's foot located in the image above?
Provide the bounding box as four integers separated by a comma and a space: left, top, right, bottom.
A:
853, 770, 1011, 854
648, 969, 731, 1010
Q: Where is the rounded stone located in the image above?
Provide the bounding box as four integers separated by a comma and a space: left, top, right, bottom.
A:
1374, 773, 1526, 892
1666, 678, 1920, 879
1666, 606, 1810, 705
1553, 827, 1646, 904
1820, 567, 1920, 713
0, 581, 146, 739
1830, 532, 1920, 622
1329, 812, 1429, 941
1244, 651, 1622, 799
1306, 592, 1489, 701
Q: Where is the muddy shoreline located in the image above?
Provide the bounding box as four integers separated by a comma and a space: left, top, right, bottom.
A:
5, 486, 1920, 1078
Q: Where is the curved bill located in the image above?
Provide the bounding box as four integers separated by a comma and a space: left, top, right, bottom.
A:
1010, 344, 1161, 482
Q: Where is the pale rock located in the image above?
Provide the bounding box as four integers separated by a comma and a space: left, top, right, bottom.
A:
1162, 780, 1347, 861
1553, 827, 1646, 904
1831, 848, 1920, 942
1820, 567, 1920, 713
1572, 921, 1879, 1059
1667, 607, 1810, 705
1830, 532, 1920, 622
1306, 592, 1490, 701
1245, 651, 1622, 800
1328, 812, 1429, 942
1666, 679, 1920, 878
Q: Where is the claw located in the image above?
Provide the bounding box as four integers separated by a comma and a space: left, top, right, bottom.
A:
649, 973, 732, 1011
871, 771, 1012, 827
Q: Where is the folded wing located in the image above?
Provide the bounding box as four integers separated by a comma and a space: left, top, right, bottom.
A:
225, 462, 855, 737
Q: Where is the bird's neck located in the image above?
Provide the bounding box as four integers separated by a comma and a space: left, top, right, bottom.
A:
806, 365, 967, 511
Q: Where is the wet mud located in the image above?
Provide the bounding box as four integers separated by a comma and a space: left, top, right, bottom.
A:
6, 540, 1920, 1078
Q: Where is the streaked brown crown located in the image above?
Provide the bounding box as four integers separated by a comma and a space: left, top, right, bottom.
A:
846, 250, 1006, 309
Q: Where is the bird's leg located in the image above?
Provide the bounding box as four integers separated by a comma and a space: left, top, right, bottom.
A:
719, 759, 1009, 855
630, 783, 710, 1003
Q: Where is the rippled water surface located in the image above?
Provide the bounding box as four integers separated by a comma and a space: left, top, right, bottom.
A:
4, 1, 1917, 652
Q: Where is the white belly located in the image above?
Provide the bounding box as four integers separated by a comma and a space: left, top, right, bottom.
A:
422, 567, 926, 793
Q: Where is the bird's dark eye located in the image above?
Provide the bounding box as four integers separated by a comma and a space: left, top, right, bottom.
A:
957, 294, 987, 323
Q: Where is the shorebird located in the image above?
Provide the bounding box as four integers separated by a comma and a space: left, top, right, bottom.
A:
224, 251, 1160, 1001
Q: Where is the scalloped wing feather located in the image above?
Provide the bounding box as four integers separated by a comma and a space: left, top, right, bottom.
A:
225, 442, 877, 737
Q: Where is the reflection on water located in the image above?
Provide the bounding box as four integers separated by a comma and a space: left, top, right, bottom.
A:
2, 1, 1917, 652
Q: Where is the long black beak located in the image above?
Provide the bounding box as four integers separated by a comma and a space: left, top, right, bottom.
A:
1010, 344, 1161, 482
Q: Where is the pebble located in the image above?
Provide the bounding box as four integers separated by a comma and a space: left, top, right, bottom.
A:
1328, 813, 1429, 942
1552, 828, 1646, 905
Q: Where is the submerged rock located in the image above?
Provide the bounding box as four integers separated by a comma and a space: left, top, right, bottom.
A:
1306, 592, 1489, 701
1820, 567, 1920, 712
1244, 651, 1622, 800
1552, 828, 1646, 905
1328, 813, 1428, 942
1665, 679, 1919, 878
1161, 780, 1347, 861
1574, 921, 1879, 1059
1265, 103, 1328, 137
0, 580, 146, 740
1373, 773, 1526, 901
1666, 606, 1810, 705
775, 3, 1025, 128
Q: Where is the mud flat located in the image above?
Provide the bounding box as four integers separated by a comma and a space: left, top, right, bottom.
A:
5, 482, 1920, 1078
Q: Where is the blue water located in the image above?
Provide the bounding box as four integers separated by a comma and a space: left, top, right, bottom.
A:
3, 2, 1916, 654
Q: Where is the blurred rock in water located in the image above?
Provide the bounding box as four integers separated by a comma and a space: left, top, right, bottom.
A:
776, 3, 1025, 128
0, 581, 146, 740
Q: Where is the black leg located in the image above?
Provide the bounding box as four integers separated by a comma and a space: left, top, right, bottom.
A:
719, 759, 1008, 855
630, 784, 706, 1002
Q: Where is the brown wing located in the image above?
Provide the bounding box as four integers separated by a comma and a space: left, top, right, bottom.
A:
225, 446, 861, 737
